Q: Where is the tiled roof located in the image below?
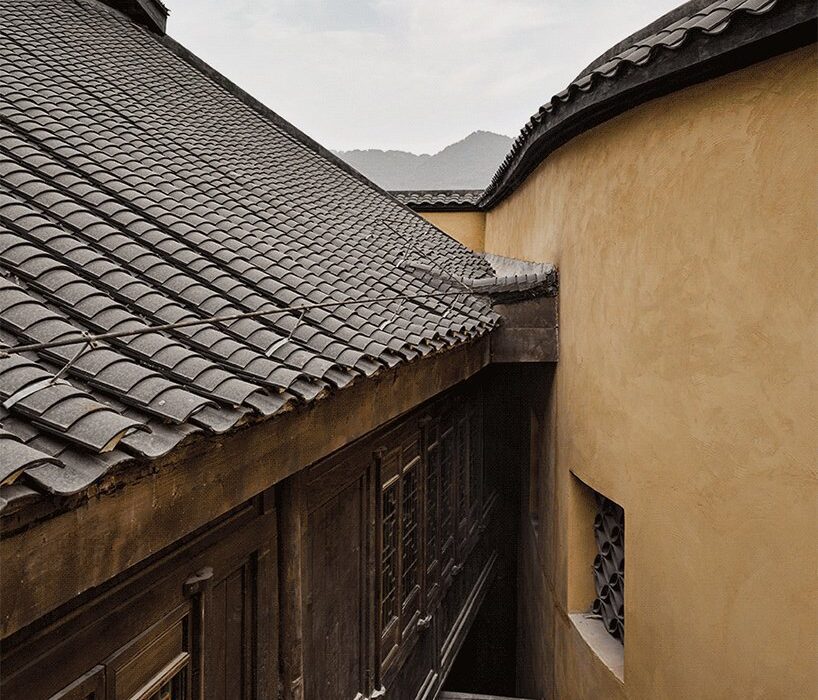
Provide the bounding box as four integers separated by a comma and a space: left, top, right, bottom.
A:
391, 190, 484, 211
407, 254, 557, 300
0, 0, 502, 504
481, 0, 815, 206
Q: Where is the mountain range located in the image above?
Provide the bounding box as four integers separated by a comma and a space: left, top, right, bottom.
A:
334, 130, 513, 190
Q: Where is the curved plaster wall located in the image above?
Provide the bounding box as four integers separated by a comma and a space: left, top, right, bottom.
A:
485, 46, 816, 699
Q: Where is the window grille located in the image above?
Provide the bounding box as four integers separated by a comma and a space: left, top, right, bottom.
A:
591, 494, 625, 642
469, 410, 482, 516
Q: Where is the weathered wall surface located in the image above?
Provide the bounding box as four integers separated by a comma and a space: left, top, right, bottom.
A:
485, 47, 817, 699
419, 211, 486, 251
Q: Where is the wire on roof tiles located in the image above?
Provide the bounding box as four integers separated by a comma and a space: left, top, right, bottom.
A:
2, 376, 71, 410
51, 332, 97, 381
442, 294, 461, 319
0, 290, 472, 359
265, 308, 307, 358
2, 332, 100, 409
380, 217, 465, 284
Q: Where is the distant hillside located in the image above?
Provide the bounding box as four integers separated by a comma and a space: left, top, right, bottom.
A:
335, 131, 513, 190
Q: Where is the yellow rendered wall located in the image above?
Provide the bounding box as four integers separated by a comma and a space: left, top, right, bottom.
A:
485, 47, 817, 699
419, 210, 486, 251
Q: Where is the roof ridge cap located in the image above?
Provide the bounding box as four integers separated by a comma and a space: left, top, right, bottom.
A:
156, 34, 423, 219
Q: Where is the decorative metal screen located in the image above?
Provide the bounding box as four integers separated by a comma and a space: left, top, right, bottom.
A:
401, 466, 420, 600
381, 482, 399, 629
591, 494, 625, 642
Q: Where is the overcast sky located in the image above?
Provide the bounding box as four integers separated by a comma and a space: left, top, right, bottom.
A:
166, 0, 683, 154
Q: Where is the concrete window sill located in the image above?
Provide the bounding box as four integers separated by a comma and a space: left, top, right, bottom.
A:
569, 612, 624, 682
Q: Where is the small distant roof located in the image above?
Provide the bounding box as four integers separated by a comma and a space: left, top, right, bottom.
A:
391, 190, 484, 212
0, 0, 503, 505
481, 0, 816, 206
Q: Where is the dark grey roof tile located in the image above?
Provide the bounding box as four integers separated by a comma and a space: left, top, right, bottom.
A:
390, 190, 484, 211
244, 390, 298, 417
119, 418, 198, 458
0, 483, 41, 512
32, 392, 103, 429
59, 408, 145, 453
0, 0, 502, 501
0, 429, 62, 484
22, 454, 114, 495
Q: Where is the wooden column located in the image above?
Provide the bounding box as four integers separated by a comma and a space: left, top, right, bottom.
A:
277, 476, 305, 700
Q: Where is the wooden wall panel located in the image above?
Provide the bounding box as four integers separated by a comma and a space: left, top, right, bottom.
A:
304, 475, 369, 700
207, 558, 256, 700
2, 497, 278, 700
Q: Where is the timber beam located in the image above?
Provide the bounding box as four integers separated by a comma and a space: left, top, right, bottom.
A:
491, 296, 558, 363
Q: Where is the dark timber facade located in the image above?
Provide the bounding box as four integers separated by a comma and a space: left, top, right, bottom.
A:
3, 365, 542, 700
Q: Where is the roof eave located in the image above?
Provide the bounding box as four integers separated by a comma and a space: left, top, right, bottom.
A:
409, 203, 484, 213
390, 190, 485, 212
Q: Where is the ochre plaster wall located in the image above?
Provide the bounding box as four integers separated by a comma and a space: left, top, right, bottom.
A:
485, 47, 817, 699
419, 210, 486, 251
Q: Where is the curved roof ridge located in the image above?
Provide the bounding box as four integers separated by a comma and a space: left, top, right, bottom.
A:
481, 0, 815, 207
575, 0, 714, 79
391, 190, 485, 211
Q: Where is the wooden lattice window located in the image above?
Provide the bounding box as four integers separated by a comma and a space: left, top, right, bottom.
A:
469, 405, 483, 523
401, 464, 420, 602
439, 423, 456, 579
376, 391, 485, 679
426, 443, 438, 563
425, 424, 440, 602
379, 431, 424, 674
381, 480, 399, 631
455, 416, 470, 541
